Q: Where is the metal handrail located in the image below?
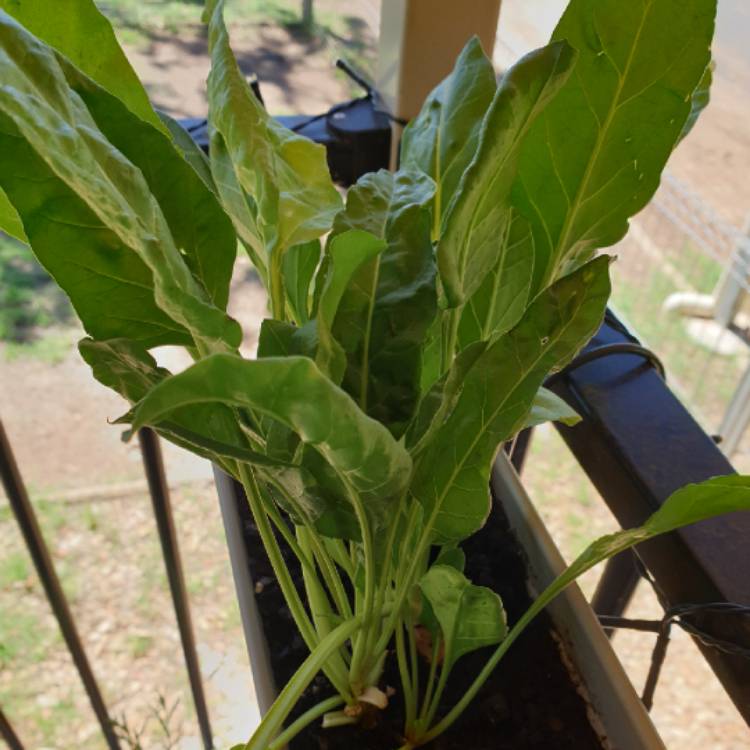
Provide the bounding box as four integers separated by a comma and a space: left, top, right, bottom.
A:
0, 420, 214, 750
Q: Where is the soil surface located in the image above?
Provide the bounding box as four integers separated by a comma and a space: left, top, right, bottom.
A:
238, 479, 603, 750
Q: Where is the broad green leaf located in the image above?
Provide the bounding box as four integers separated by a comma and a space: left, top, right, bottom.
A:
457, 210, 534, 348
438, 41, 576, 308
513, 0, 716, 291
284, 239, 321, 325
416, 546, 469, 641
128, 353, 413, 514
204, 0, 341, 264
59, 58, 237, 311
208, 130, 267, 281
0, 187, 26, 242
418, 315, 443, 395
680, 60, 713, 143
86, 333, 359, 536
328, 170, 437, 433
159, 112, 216, 193
400, 36, 496, 235
435, 546, 465, 573
79, 337, 170, 404
524, 387, 581, 429
311, 230, 387, 383
411, 255, 611, 544
0, 14, 241, 351
419, 564, 507, 671
78, 337, 265, 466
257, 318, 302, 359
406, 341, 487, 457
0, 112, 189, 347
0, 0, 167, 135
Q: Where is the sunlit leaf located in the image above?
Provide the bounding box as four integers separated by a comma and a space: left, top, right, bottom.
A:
400, 36, 496, 235
411, 256, 611, 544
513, 0, 716, 290
420, 564, 507, 671
438, 41, 575, 307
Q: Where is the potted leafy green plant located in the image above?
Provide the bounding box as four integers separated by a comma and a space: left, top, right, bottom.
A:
0, 0, 746, 748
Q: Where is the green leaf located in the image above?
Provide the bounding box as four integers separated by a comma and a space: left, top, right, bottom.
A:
128, 353, 413, 517
457, 210, 534, 348
158, 111, 216, 193
524, 387, 581, 429
437, 40, 576, 308
406, 341, 487, 456
513, 0, 716, 291
0, 187, 26, 242
208, 131, 267, 281
328, 170, 438, 433
0, 0, 167, 136
680, 60, 713, 143
0, 113, 189, 347
400, 36, 496, 234
0, 14, 241, 351
78, 337, 169, 404
435, 546, 465, 573
59, 58, 237, 311
204, 0, 341, 262
78, 337, 264, 467
418, 314, 443, 395
284, 239, 321, 325
411, 255, 611, 544
419, 564, 507, 671
312, 229, 387, 383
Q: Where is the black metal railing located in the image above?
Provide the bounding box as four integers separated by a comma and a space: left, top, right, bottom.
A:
0, 421, 213, 750
513, 308, 750, 722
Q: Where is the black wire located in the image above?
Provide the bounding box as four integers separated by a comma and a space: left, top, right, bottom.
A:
289, 97, 364, 132
548, 341, 667, 385
598, 553, 750, 710
600, 603, 750, 658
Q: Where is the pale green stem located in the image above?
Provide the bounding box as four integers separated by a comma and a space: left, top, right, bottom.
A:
407, 614, 419, 720
373, 499, 430, 657
345, 479, 376, 691
395, 617, 416, 729
423, 653, 451, 729
321, 710, 359, 729
238, 464, 351, 698
268, 695, 344, 750
306, 526, 353, 621
416, 634, 440, 730
245, 617, 362, 750
268, 477, 352, 620
359, 495, 405, 679
326, 538, 356, 580
262, 494, 316, 575
269, 249, 286, 321
441, 307, 461, 373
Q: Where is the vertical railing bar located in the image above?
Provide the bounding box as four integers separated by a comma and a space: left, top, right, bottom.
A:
0, 420, 121, 750
137, 428, 213, 750
0, 707, 25, 750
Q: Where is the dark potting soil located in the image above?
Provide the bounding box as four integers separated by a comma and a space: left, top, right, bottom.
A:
235, 480, 604, 749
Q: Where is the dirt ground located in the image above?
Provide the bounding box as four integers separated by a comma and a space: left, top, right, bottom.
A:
2, 3, 749, 749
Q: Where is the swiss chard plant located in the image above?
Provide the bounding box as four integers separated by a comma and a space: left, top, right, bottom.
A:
0, 0, 747, 747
